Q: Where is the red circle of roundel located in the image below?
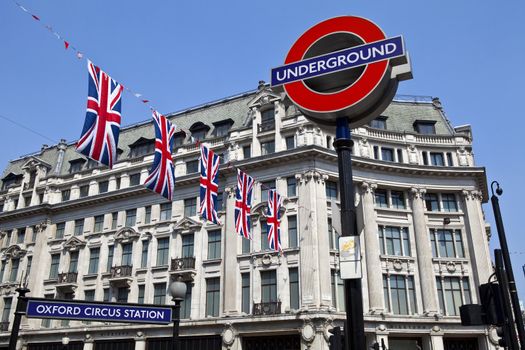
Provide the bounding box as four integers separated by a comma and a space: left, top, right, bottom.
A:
284, 16, 389, 114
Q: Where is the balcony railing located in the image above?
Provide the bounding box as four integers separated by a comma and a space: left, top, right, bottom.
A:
170, 257, 196, 271
253, 301, 281, 316
257, 121, 275, 133
0, 321, 9, 332
110, 265, 133, 278
57, 272, 78, 284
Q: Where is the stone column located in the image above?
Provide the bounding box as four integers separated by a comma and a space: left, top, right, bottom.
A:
429, 326, 445, 350
315, 174, 332, 308
360, 182, 384, 313
223, 186, 239, 315
108, 175, 117, 191
274, 101, 284, 152
409, 188, 438, 316
88, 180, 98, 196
251, 108, 261, 157
297, 172, 320, 308
462, 190, 492, 293
134, 332, 146, 350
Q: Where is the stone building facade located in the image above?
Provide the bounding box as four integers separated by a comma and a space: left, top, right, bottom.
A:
0, 84, 497, 349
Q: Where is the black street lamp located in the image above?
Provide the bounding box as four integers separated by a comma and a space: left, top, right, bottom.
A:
169, 276, 187, 350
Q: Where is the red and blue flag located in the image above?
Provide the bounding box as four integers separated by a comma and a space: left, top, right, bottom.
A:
76, 60, 123, 168
144, 110, 177, 200
235, 170, 254, 239
266, 189, 283, 251
199, 145, 221, 224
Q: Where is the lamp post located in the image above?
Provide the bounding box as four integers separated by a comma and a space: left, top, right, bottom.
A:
490, 181, 525, 345
169, 276, 187, 350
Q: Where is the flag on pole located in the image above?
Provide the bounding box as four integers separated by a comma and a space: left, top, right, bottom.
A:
199, 145, 221, 224
266, 189, 283, 251
144, 110, 177, 200
235, 170, 254, 239
76, 60, 123, 168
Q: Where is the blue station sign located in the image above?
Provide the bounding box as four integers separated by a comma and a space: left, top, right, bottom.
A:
26, 299, 172, 324
271, 36, 404, 87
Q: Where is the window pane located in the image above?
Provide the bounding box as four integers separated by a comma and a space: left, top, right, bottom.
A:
375, 189, 388, 208
181, 281, 192, 319
184, 198, 197, 217
153, 283, 166, 305
325, 181, 338, 200
261, 181, 276, 202
141, 240, 149, 268
288, 215, 298, 248
88, 248, 99, 274
160, 203, 172, 221
381, 148, 394, 162
241, 273, 250, 314
261, 221, 269, 251
125, 209, 137, 227
208, 230, 221, 260
287, 177, 297, 197
206, 278, 220, 316
424, 194, 439, 211
261, 270, 277, 302
455, 230, 465, 258
391, 191, 405, 209
156, 238, 169, 266
430, 152, 445, 166
289, 268, 300, 310
182, 234, 194, 258
442, 194, 458, 212
122, 243, 133, 266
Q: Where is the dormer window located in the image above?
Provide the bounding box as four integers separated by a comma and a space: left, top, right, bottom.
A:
259, 108, 275, 132
213, 119, 234, 137
414, 120, 436, 135
86, 159, 99, 169
173, 131, 186, 147
370, 117, 387, 130
129, 138, 155, 158
69, 159, 86, 174
189, 122, 210, 142
2, 173, 23, 190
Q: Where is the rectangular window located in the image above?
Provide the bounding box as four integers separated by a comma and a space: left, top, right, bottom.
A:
30, 226, 37, 243
374, 189, 388, 208
446, 152, 454, 166
390, 191, 406, 209
88, 248, 99, 274
422, 151, 429, 165
69, 252, 78, 273
98, 181, 109, 194
384, 275, 417, 315
186, 160, 199, 174
181, 282, 192, 319
107, 245, 114, 271
436, 276, 466, 316
111, 212, 118, 230
94, 215, 104, 232
378, 226, 410, 256
138, 285, 145, 304
26, 256, 32, 279
216, 192, 223, 212
442, 194, 458, 212
261, 220, 269, 251
424, 193, 440, 211
370, 117, 387, 129
182, 234, 194, 258
261, 140, 275, 155
208, 230, 222, 260
325, 181, 338, 200
117, 287, 128, 303
125, 209, 137, 227
288, 215, 298, 248
103, 288, 110, 302
79, 185, 89, 198
74, 219, 84, 236
121, 243, 133, 266
129, 173, 141, 186
184, 198, 197, 217
2, 298, 12, 322
144, 206, 152, 224
85, 290, 95, 301
41, 294, 54, 327
287, 177, 297, 197
260, 270, 277, 303
116, 177, 121, 190
285, 136, 296, 150
328, 218, 339, 250
156, 238, 169, 266
153, 283, 166, 305
289, 268, 300, 310
333, 271, 346, 311
396, 149, 404, 163
430, 152, 445, 166
430, 229, 465, 258
414, 121, 436, 135
243, 145, 251, 159
141, 240, 149, 268
214, 122, 231, 137
49, 254, 60, 279
160, 203, 172, 221
206, 278, 220, 316
0, 262, 5, 283
373, 145, 379, 159
261, 180, 276, 202
241, 273, 250, 314
16, 228, 25, 244
381, 148, 394, 162
242, 237, 251, 254
9, 259, 19, 282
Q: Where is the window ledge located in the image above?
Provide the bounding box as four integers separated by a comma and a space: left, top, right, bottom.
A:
82, 274, 98, 280
380, 254, 415, 261
202, 258, 222, 265
48, 238, 66, 244
431, 257, 468, 263
135, 267, 148, 273
151, 265, 169, 272
43, 278, 58, 285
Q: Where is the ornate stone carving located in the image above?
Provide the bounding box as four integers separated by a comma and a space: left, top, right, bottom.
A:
301, 320, 316, 344
359, 138, 370, 158
114, 227, 140, 243
446, 261, 456, 273
408, 144, 419, 164
409, 187, 426, 200
63, 237, 86, 252
222, 324, 236, 348
457, 147, 469, 166
360, 181, 377, 194
462, 190, 483, 201
173, 217, 202, 233
2, 245, 28, 260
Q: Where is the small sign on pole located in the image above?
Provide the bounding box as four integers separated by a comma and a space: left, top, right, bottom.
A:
339, 236, 361, 279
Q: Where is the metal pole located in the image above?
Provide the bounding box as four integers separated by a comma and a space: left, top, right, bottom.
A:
495, 249, 520, 349
491, 182, 525, 346
8, 287, 30, 350
172, 300, 181, 350
334, 117, 365, 350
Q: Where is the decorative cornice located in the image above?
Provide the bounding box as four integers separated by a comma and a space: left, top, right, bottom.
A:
462, 189, 483, 201
63, 236, 86, 252
114, 227, 140, 243
173, 217, 202, 233
409, 187, 427, 200
2, 245, 27, 260
359, 181, 377, 194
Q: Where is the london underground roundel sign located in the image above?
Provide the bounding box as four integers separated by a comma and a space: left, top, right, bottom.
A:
271, 16, 412, 127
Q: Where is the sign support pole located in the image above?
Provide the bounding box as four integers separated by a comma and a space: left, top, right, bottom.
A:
9, 287, 30, 350
334, 117, 365, 350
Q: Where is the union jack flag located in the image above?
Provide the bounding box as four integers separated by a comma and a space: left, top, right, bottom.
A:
234, 170, 254, 239
76, 60, 123, 168
199, 145, 221, 224
144, 110, 177, 200
266, 189, 283, 251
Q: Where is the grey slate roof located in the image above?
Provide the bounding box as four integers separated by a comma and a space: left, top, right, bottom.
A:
1, 90, 455, 179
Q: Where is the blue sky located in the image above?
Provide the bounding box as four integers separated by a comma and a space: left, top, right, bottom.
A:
1, 1, 525, 298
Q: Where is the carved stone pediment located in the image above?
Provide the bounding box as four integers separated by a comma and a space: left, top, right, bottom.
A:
114, 227, 140, 243
2, 245, 27, 260
63, 237, 86, 252
247, 89, 281, 109
173, 217, 202, 233
21, 156, 52, 171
